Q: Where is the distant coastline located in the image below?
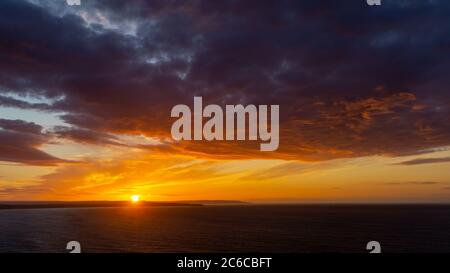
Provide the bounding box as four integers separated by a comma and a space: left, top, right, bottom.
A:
0, 201, 202, 210
174, 200, 249, 206
0, 200, 249, 210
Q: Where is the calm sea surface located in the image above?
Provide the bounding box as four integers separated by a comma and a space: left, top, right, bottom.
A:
0, 205, 449, 253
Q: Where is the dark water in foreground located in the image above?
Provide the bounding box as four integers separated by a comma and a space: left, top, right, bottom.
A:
0, 205, 449, 253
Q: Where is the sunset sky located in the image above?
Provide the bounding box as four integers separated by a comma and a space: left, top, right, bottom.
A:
0, 0, 449, 202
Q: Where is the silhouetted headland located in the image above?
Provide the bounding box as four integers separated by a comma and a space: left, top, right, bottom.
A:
175, 200, 248, 205
0, 201, 205, 210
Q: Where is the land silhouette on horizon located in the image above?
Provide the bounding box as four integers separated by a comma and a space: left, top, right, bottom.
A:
0, 200, 248, 210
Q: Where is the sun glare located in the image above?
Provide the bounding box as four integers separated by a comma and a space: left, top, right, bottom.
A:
131, 195, 140, 203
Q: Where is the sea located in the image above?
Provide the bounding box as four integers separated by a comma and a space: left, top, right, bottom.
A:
0, 205, 449, 253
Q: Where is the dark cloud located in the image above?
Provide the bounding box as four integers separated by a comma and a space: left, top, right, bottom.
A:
50, 126, 119, 146
396, 157, 450, 166
0, 119, 65, 165
0, 95, 54, 110
0, 0, 450, 160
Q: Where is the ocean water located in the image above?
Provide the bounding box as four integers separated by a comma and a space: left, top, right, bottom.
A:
0, 205, 449, 253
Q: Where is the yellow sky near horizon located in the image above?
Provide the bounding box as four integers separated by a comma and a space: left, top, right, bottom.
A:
2, 0, 450, 205
1, 138, 449, 203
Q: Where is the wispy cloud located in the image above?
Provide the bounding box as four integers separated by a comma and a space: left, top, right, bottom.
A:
396, 157, 450, 166
382, 181, 442, 186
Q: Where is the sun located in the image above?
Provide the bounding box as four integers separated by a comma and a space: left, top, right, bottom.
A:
131, 195, 140, 203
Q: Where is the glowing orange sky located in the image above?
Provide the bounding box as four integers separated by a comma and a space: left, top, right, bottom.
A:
1, 133, 449, 202
1, 0, 450, 203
